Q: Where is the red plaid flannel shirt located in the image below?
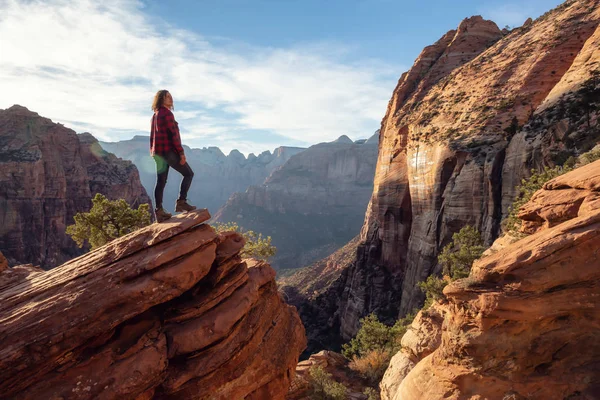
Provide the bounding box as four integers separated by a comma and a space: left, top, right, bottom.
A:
150, 107, 184, 156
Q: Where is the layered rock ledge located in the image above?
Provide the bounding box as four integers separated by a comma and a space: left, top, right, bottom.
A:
0, 210, 306, 399
381, 160, 600, 399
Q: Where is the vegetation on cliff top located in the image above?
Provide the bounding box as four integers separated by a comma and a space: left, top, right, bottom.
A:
419, 225, 486, 309
66, 193, 151, 250
212, 222, 277, 260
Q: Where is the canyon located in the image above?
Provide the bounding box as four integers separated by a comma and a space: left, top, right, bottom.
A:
99, 136, 305, 214
213, 134, 378, 271
281, 0, 600, 353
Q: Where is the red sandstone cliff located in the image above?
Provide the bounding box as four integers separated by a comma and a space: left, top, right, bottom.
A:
0, 210, 306, 399
337, 0, 600, 338
0, 105, 151, 269
380, 159, 600, 399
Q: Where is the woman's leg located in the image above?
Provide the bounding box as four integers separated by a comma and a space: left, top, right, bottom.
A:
165, 152, 194, 201
154, 155, 170, 209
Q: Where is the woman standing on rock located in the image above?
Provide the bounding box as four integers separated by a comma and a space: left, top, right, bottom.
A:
150, 90, 196, 222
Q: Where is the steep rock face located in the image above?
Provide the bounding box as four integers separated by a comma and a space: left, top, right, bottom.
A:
0, 210, 306, 399
383, 160, 600, 399
338, 0, 600, 339
213, 135, 378, 270
99, 136, 305, 213
279, 237, 359, 357
0, 106, 151, 269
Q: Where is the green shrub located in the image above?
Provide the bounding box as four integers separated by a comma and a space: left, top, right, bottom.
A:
307, 366, 347, 400
342, 312, 414, 360
438, 225, 486, 279
504, 166, 569, 234
66, 193, 151, 250
363, 387, 380, 400
212, 222, 276, 260
417, 275, 449, 309
419, 226, 485, 308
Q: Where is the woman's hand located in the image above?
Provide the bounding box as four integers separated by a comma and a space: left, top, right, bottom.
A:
180, 154, 187, 165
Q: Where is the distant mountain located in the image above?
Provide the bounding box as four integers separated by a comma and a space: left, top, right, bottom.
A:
0, 106, 151, 268
212, 132, 379, 270
99, 136, 305, 214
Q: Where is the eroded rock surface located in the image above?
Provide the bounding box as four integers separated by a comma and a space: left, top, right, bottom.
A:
384, 160, 600, 399
0, 105, 151, 268
337, 0, 600, 339
0, 210, 306, 399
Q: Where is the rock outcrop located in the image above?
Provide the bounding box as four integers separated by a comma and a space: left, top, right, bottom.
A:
0, 209, 306, 399
213, 134, 379, 270
381, 160, 600, 399
0, 106, 151, 269
287, 350, 370, 400
336, 0, 600, 339
99, 136, 305, 214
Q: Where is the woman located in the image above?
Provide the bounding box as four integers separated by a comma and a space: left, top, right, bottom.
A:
150, 90, 196, 222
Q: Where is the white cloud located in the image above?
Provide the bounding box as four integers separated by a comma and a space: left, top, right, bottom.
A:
480, 4, 534, 28
0, 0, 400, 154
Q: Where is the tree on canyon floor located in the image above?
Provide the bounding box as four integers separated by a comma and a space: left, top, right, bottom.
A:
66, 193, 151, 250
211, 222, 277, 261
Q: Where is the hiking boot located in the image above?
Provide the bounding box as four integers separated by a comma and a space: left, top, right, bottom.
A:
155, 207, 172, 223
175, 199, 196, 212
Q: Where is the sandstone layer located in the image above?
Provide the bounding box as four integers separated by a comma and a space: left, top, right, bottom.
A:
382, 160, 600, 399
99, 136, 305, 214
337, 0, 600, 339
0, 106, 151, 268
213, 134, 378, 270
0, 210, 306, 399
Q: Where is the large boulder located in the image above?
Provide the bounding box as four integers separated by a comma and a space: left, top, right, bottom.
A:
0, 209, 306, 399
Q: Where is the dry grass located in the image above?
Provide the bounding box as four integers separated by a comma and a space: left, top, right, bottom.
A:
348, 349, 392, 385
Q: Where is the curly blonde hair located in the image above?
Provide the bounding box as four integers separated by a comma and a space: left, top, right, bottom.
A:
152, 90, 173, 111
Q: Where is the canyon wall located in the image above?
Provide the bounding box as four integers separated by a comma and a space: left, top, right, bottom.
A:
0, 105, 151, 269
337, 0, 600, 339
381, 159, 600, 399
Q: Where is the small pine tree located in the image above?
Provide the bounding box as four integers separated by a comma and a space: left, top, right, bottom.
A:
438, 225, 486, 279
66, 193, 151, 250
418, 225, 485, 308
307, 366, 347, 400
212, 222, 277, 260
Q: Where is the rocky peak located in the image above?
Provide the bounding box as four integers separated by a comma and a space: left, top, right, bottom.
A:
333, 135, 354, 144
0, 210, 306, 399
0, 107, 151, 268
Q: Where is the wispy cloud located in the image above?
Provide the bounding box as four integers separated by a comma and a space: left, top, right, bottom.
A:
0, 0, 401, 154
479, 3, 535, 28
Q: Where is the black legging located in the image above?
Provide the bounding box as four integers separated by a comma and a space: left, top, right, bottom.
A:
153, 151, 194, 209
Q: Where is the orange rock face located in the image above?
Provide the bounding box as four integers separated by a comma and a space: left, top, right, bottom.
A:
0, 210, 306, 399
383, 160, 600, 399
338, 0, 600, 339
0, 105, 151, 269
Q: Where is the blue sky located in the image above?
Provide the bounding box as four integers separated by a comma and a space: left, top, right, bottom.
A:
0, 0, 563, 155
